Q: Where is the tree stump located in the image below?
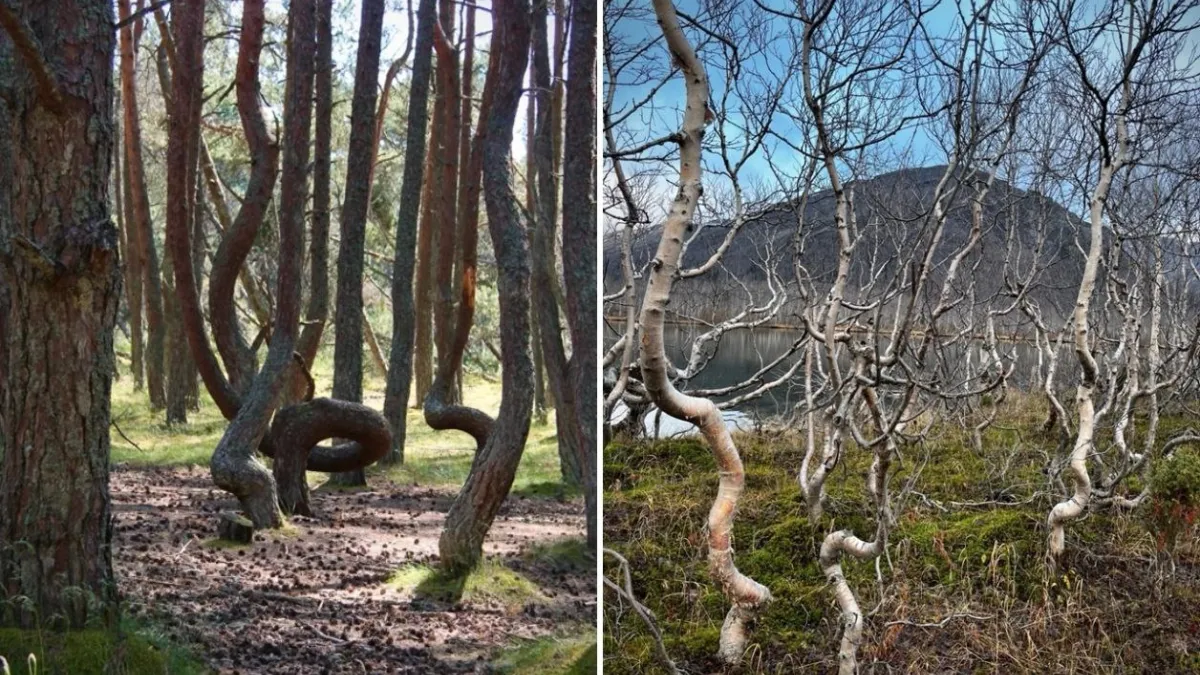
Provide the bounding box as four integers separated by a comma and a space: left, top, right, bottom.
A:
218, 511, 255, 543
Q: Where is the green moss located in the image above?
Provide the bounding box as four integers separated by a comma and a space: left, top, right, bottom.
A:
387, 560, 547, 612
200, 538, 250, 550
523, 537, 595, 574
491, 629, 596, 674
0, 627, 206, 675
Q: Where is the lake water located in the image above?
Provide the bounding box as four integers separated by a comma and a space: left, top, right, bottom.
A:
605, 322, 1051, 430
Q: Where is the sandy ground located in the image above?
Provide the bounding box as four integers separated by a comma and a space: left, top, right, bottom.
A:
111, 465, 593, 674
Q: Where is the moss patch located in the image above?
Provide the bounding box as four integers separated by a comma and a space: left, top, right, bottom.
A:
491, 629, 596, 674
0, 627, 205, 675
387, 560, 547, 612
523, 537, 594, 574
604, 415, 1200, 674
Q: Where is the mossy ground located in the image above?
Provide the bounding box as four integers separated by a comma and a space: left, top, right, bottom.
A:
387, 560, 548, 612
492, 630, 598, 674
0, 621, 206, 675
604, 394, 1200, 673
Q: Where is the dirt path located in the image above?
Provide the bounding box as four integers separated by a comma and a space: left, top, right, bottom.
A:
111, 466, 593, 674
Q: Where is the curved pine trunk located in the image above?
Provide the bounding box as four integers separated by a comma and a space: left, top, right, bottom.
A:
439, 0, 534, 573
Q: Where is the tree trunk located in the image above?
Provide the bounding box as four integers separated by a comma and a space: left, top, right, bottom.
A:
431, 1, 462, 399
116, 103, 145, 390
329, 0, 385, 488
203, 0, 279, 401
0, 0, 120, 629
422, 18, 495, 453
210, 0, 316, 528
637, 0, 771, 662
292, 0, 333, 401
117, 0, 166, 409
526, 80, 549, 425
383, 0, 437, 464
412, 109, 438, 409
530, 0, 583, 489
272, 398, 392, 516
439, 0, 534, 573
562, 0, 598, 548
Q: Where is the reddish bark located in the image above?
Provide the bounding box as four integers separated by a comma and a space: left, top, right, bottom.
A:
439, 0, 534, 573
423, 19, 493, 450
0, 0, 120, 628
118, 0, 166, 409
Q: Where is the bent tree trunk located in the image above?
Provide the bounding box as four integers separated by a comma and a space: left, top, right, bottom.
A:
383, 0, 437, 464
208, 0, 317, 528
272, 396, 391, 515
439, 0, 534, 573
638, 0, 771, 664
0, 0, 120, 629
422, 20, 494, 453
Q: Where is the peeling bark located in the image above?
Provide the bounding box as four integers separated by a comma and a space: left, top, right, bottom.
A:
637, 0, 771, 663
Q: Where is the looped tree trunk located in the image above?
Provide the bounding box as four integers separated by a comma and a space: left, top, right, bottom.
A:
269, 398, 392, 516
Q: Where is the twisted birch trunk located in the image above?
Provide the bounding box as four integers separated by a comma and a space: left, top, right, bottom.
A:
639, 0, 771, 663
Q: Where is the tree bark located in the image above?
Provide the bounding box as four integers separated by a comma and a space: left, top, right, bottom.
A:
637, 0, 771, 662
116, 101, 145, 390
330, 0, 386, 487
0, 0, 120, 629
204, 0, 279, 401
439, 0, 534, 573
530, 0, 583, 488
117, 0, 166, 409
422, 17, 495, 452
431, 3, 462, 387
207, 0, 317, 529
383, 0, 437, 464
292, 0, 334, 398
562, 0, 598, 548
412, 109, 438, 409
272, 397, 392, 516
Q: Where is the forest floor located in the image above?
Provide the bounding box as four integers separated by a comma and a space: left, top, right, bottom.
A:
603, 396, 1200, 674
103, 363, 594, 675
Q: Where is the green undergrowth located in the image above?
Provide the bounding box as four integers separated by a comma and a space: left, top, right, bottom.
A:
109, 348, 570, 495
0, 620, 206, 675
604, 419, 1200, 674
524, 537, 595, 574
492, 629, 597, 675
387, 560, 547, 612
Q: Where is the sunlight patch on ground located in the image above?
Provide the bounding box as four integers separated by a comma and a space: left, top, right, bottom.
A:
386, 560, 548, 612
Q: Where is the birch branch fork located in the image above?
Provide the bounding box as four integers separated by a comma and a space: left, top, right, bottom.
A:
638, 0, 771, 664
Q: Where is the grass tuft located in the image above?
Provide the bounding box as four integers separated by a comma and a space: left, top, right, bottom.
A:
387, 560, 548, 612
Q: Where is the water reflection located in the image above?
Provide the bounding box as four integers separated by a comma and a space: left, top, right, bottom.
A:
606, 323, 1056, 436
